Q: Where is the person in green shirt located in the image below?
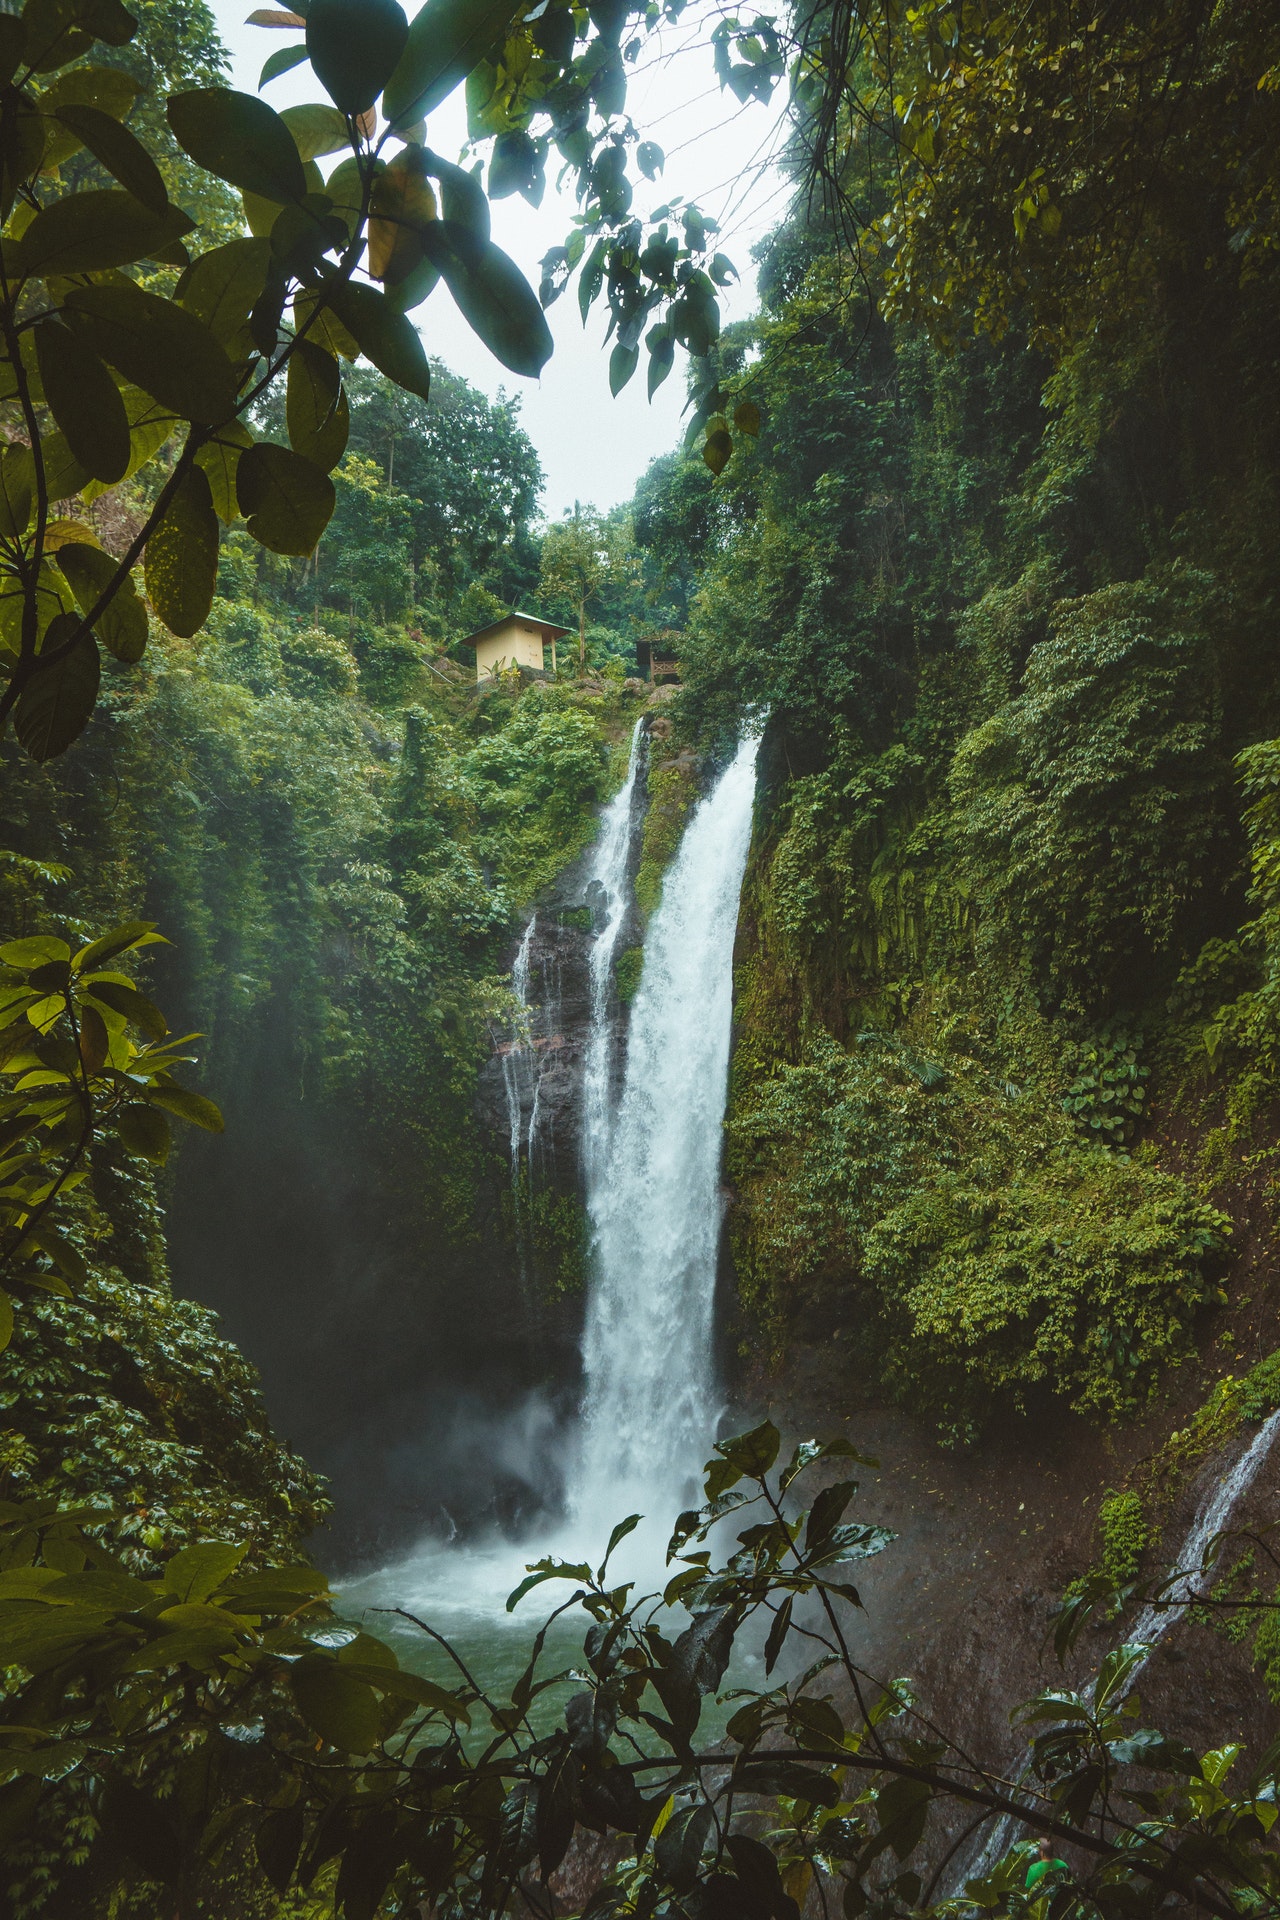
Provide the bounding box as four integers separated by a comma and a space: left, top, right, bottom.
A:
1025, 1838, 1068, 1892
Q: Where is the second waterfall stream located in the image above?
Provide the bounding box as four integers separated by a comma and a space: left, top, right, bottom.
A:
352, 725, 762, 1630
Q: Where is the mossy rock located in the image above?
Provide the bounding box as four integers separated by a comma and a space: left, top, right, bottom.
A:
635, 758, 697, 921
615, 946, 644, 1003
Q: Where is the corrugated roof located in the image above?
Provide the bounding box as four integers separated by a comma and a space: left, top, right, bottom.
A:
461, 609, 573, 647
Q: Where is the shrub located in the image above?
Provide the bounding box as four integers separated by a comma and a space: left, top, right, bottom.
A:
281, 627, 359, 698
728, 1021, 1227, 1438
615, 945, 644, 1002
1097, 1488, 1151, 1586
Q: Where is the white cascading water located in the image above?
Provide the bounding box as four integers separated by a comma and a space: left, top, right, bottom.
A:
499, 916, 537, 1286
572, 729, 762, 1532
347, 727, 760, 1632
580, 718, 647, 1189
1121, 1405, 1280, 1677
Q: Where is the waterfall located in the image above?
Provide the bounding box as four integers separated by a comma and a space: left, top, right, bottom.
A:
949, 1407, 1280, 1890
580, 718, 647, 1190
573, 730, 762, 1530
499, 916, 538, 1285
350, 725, 760, 1629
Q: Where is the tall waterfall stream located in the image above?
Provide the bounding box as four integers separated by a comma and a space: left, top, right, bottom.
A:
348, 727, 761, 1682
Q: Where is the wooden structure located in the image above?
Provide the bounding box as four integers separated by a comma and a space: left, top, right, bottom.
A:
636, 636, 681, 683
463, 611, 572, 682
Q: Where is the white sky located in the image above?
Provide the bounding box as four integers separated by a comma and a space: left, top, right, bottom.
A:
211, 1, 791, 517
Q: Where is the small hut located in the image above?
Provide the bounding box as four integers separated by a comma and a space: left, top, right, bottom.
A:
462, 611, 572, 683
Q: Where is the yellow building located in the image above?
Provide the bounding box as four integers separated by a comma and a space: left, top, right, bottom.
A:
464, 611, 572, 683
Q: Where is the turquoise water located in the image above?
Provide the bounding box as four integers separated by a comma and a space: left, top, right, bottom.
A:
339, 1520, 766, 1748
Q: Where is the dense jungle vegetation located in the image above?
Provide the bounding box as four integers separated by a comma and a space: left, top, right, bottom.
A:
652, 2, 1280, 1447
3, 0, 1280, 1912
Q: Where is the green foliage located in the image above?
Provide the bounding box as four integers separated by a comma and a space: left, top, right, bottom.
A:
797, 0, 1280, 373
537, 504, 641, 674
325, 454, 414, 621
0, 0, 749, 768
634, 756, 696, 921
1062, 1031, 1150, 1148
728, 1014, 1226, 1438
0, 920, 224, 1342
501, 1169, 586, 1297
952, 567, 1232, 1010
1, 1248, 326, 1569
649, 0, 1280, 1443
2, 1429, 1280, 1920
463, 688, 609, 900
614, 943, 643, 1003
1194, 739, 1280, 1080
1096, 1489, 1150, 1589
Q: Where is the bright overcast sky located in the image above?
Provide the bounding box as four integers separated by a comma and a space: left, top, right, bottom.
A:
211, 1, 792, 518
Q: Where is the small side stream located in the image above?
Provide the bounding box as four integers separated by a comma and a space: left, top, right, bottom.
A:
948, 1409, 1280, 1889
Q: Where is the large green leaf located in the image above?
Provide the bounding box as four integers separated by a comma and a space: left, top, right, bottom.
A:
291, 1659, 383, 1752
323, 279, 431, 398
195, 421, 254, 523
84, 387, 181, 495
322, 152, 373, 239
716, 1420, 780, 1477
73, 919, 161, 969
0, 95, 47, 212
163, 1541, 245, 1602
144, 466, 217, 637
384, 250, 439, 313
0, 444, 33, 538
52, 103, 167, 212
306, 0, 407, 114
62, 281, 238, 424
383, 0, 515, 129
56, 541, 146, 662
259, 42, 308, 88
38, 61, 139, 115
37, 65, 140, 166
368, 141, 437, 284
166, 87, 307, 203
427, 228, 551, 376
80, 977, 166, 1035
177, 236, 271, 346
280, 100, 349, 159
286, 340, 348, 469
23, 0, 137, 74
0, 13, 24, 86
34, 317, 130, 483
236, 441, 334, 554
40, 431, 92, 503
256, 1806, 304, 1895
148, 1086, 224, 1131
14, 189, 192, 275
424, 146, 489, 238
116, 1102, 169, 1163
294, 285, 359, 358
13, 621, 100, 763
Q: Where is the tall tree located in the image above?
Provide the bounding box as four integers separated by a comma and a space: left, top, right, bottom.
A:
538, 503, 638, 672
